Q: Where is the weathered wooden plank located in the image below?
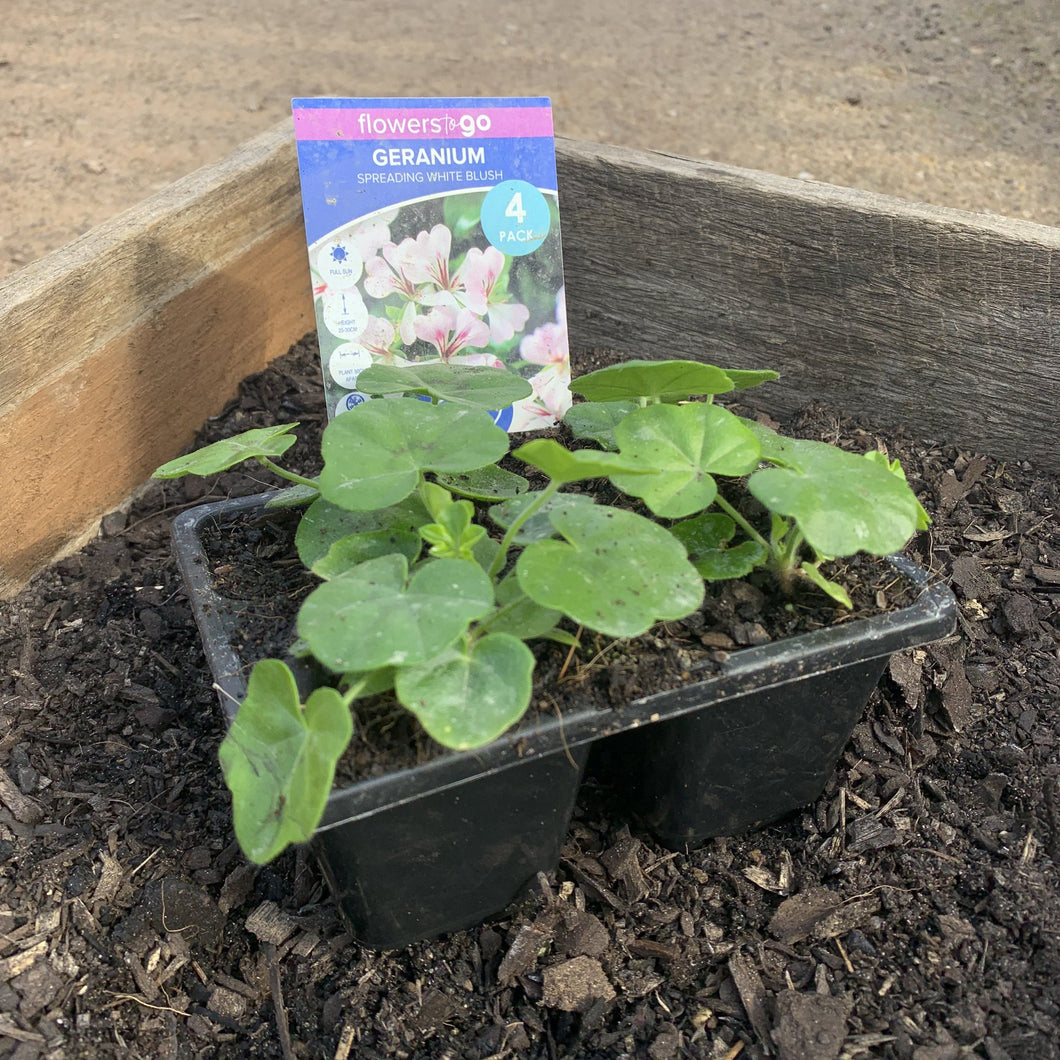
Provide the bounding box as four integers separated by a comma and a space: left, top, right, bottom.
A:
1, 124, 1057, 596
557, 139, 1060, 470
0, 125, 314, 596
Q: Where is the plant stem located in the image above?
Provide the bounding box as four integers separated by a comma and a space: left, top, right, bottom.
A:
257, 457, 320, 490
779, 526, 806, 569
487, 480, 562, 579
476, 591, 533, 634
341, 675, 371, 709
712, 494, 772, 553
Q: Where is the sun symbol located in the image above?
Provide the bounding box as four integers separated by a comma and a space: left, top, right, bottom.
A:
330, 244, 349, 263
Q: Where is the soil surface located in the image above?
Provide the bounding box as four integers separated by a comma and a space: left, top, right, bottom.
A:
0, 337, 1057, 1059
2, 0, 1058, 282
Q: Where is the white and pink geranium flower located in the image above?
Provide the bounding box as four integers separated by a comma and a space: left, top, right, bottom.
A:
413, 305, 491, 361
456, 246, 531, 343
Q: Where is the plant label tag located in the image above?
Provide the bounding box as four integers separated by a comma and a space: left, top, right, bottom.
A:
292, 97, 570, 430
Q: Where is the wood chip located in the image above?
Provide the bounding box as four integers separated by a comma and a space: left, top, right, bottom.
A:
728, 953, 772, 1048
498, 920, 555, 986
0, 1017, 45, 1043
0, 938, 47, 980
0, 768, 43, 824
245, 901, 299, 946
541, 956, 615, 1012
770, 889, 845, 944
812, 896, 881, 940
93, 851, 125, 904
772, 991, 851, 1060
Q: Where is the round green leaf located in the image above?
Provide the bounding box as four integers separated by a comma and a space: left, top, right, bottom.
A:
297, 555, 494, 672
434, 465, 530, 501
669, 512, 736, 553
748, 440, 923, 557
611, 404, 762, 518
483, 573, 564, 640
516, 505, 704, 637
295, 496, 428, 568
357, 363, 532, 410
395, 633, 534, 749
692, 540, 769, 580
218, 659, 353, 864
311, 529, 421, 578
563, 401, 637, 451
153, 423, 299, 478
318, 398, 509, 511
488, 491, 595, 544
571, 360, 734, 403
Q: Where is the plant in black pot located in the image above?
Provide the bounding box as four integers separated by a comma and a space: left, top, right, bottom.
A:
156, 359, 954, 947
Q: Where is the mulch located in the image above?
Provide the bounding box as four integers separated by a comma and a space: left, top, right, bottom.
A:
0, 336, 1056, 1060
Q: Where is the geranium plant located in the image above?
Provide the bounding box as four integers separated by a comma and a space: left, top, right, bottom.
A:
155, 359, 929, 863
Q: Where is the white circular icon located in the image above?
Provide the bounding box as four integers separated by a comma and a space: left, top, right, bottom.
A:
321, 288, 369, 341
316, 240, 363, 290
328, 344, 373, 389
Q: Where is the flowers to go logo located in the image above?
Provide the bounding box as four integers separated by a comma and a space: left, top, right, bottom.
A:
310, 191, 570, 430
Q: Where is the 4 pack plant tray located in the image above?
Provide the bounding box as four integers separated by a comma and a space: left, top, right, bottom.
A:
173, 490, 955, 949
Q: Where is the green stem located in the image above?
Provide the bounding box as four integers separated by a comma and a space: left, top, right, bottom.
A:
476, 593, 529, 635
713, 494, 772, 553
779, 527, 806, 569
487, 479, 562, 579
257, 457, 319, 491
340, 675, 371, 709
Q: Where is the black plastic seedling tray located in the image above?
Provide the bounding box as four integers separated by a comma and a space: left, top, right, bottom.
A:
173, 492, 955, 948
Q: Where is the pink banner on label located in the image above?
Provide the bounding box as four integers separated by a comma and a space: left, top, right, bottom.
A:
293, 106, 553, 142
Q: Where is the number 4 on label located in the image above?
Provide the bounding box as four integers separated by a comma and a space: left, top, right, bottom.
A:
505, 192, 527, 225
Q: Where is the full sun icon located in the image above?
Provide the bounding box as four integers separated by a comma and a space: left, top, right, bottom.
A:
330, 244, 349, 263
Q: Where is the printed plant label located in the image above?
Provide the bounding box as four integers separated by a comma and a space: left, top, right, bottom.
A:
292, 97, 570, 430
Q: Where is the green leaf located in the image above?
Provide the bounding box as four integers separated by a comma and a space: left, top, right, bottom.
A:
748, 439, 924, 557
419, 498, 486, 560
264, 483, 320, 508
341, 666, 396, 698
669, 512, 737, 552
668, 512, 768, 580
512, 438, 645, 485
517, 505, 704, 637
357, 363, 532, 410
864, 451, 932, 530
395, 633, 534, 749
295, 496, 428, 568
563, 401, 638, 450
318, 398, 509, 511
693, 540, 769, 580
571, 360, 734, 403
741, 420, 807, 468
799, 562, 853, 608
610, 404, 762, 518
297, 555, 494, 672
218, 660, 352, 864
724, 368, 780, 391
482, 573, 564, 640
434, 465, 530, 501
153, 424, 299, 478
310, 529, 422, 578
488, 491, 595, 544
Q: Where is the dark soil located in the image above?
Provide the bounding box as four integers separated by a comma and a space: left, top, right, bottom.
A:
0, 337, 1057, 1060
